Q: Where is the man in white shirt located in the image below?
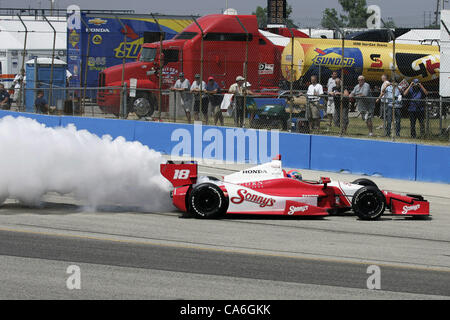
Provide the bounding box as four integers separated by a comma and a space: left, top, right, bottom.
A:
171, 72, 192, 123
190, 74, 208, 122
305, 75, 323, 131
13, 68, 26, 106
326, 71, 338, 131
229, 75, 254, 127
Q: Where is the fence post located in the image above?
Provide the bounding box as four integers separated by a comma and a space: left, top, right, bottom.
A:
34, 57, 38, 113
43, 15, 56, 114
328, 18, 345, 137
122, 82, 128, 117
192, 16, 205, 124
236, 16, 249, 128
284, 19, 295, 132
173, 91, 177, 123
152, 13, 164, 121
115, 16, 127, 119
80, 17, 92, 117
17, 14, 27, 112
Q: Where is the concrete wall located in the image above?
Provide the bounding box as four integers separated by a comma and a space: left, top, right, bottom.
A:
1, 110, 448, 183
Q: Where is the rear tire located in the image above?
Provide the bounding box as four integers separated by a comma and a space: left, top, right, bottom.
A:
188, 183, 228, 219
352, 186, 386, 220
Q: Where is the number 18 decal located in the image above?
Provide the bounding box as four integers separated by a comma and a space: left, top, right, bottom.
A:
173, 169, 190, 179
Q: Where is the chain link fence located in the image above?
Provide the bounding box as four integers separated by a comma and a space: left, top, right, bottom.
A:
1, 12, 448, 144
3, 84, 449, 143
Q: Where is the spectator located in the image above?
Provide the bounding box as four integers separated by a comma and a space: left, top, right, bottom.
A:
305, 75, 323, 131
206, 76, 223, 126
13, 68, 26, 105
0, 84, 11, 110
34, 90, 48, 114
190, 74, 208, 123
350, 75, 374, 136
375, 74, 390, 128
403, 79, 428, 138
326, 71, 339, 131
171, 72, 192, 123
381, 83, 402, 137
331, 78, 350, 134
229, 75, 253, 127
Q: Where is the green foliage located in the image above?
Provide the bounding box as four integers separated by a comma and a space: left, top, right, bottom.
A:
321, 0, 371, 28
253, 6, 267, 28
252, 3, 297, 28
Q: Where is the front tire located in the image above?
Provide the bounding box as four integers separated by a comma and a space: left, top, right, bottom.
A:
188, 183, 228, 219
352, 186, 386, 220
131, 94, 155, 118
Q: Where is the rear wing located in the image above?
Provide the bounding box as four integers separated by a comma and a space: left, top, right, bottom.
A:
160, 161, 198, 187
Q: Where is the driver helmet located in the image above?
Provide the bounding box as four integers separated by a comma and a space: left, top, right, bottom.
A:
287, 169, 302, 181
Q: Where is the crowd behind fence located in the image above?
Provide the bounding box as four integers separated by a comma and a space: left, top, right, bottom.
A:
0, 11, 448, 143
1, 83, 449, 144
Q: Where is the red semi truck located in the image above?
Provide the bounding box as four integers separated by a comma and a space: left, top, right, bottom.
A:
97, 14, 298, 117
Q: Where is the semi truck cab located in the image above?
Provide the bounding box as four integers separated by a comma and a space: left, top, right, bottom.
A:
97, 14, 284, 117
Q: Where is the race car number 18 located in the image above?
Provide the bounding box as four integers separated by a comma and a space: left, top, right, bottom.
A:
173, 169, 190, 179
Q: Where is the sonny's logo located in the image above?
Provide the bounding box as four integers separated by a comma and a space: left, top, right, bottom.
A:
231, 189, 276, 208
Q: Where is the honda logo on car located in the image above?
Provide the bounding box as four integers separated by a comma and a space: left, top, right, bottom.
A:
402, 204, 420, 214
231, 189, 275, 207
242, 170, 268, 174
287, 205, 309, 215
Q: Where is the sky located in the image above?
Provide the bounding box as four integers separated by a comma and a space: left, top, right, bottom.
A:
0, 0, 444, 28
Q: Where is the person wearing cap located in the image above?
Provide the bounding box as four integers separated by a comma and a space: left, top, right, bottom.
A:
229, 75, 254, 127
350, 75, 374, 136
190, 74, 208, 123
171, 72, 192, 123
206, 76, 223, 126
403, 78, 428, 138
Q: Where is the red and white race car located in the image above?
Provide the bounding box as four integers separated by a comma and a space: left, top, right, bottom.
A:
160, 156, 430, 220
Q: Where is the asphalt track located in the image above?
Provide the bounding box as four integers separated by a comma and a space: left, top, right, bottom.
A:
0, 163, 449, 300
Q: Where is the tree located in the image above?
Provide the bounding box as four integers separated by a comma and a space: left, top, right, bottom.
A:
321, 0, 371, 28
253, 6, 267, 28
252, 3, 297, 28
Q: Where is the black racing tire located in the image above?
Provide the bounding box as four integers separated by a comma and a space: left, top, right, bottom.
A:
352, 178, 378, 188
188, 183, 228, 219
352, 186, 386, 220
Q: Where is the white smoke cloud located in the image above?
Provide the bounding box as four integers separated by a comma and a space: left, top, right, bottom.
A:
0, 116, 172, 212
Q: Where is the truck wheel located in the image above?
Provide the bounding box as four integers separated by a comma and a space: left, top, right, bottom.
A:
188, 183, 228, 219
352, 186, 386, 220
132, 94, 155, 118
352, 178, 378, 188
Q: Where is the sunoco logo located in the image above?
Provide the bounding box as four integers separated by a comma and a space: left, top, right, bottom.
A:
231, 189, 276, 208
312, 49, 355, 69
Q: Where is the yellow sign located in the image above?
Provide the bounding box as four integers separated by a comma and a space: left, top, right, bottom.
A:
282, 38, 440, 83
92, 34, 103, 45
113, 37, 144, 59
69, 29, 80, 48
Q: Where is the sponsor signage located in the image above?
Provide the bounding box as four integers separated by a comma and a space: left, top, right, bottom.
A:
267, 0, 287, 25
